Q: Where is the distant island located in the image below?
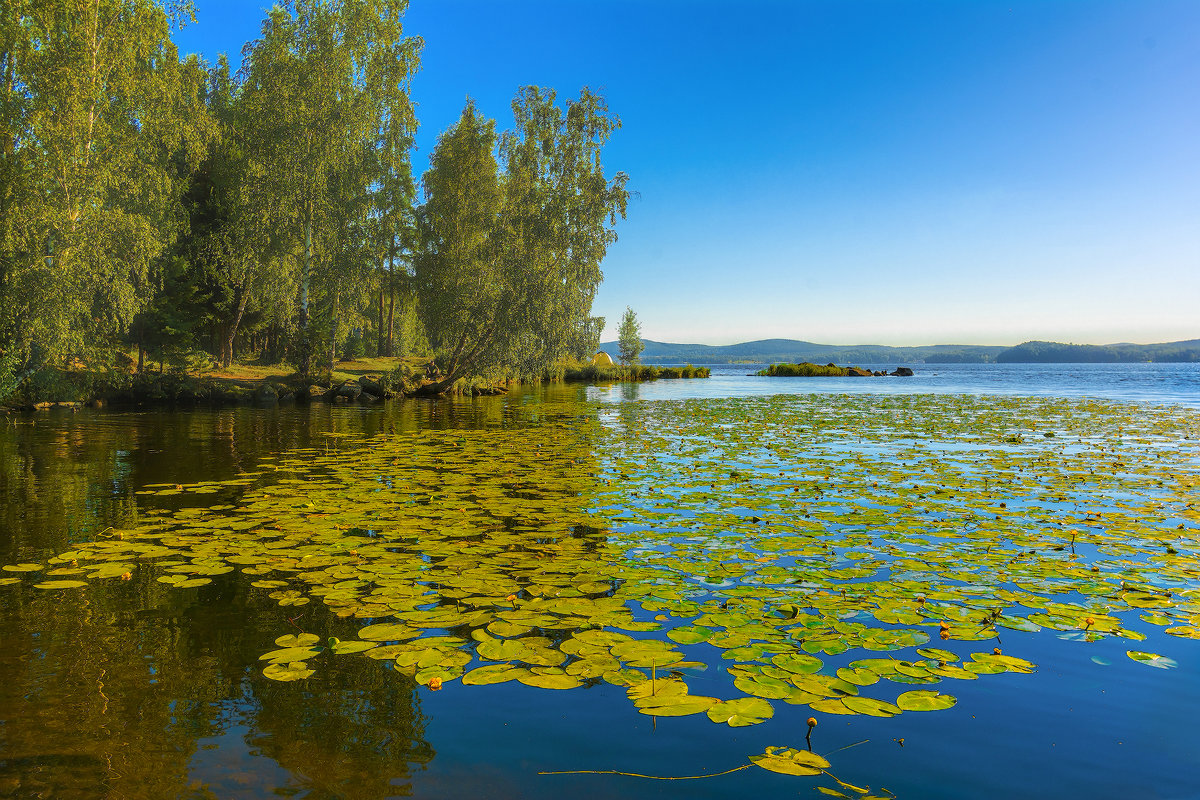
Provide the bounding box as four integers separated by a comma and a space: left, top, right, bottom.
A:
598, 338, 1200, 365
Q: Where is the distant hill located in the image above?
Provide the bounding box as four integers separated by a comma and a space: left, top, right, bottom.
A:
996, 340, 1200, 363
597, 338, 1200, 364
597, 339, 1004, 364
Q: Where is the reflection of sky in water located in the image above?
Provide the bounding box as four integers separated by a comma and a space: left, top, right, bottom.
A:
587, 362, 1200, 407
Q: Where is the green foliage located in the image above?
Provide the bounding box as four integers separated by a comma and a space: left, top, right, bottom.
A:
562, 363, 709, 382
1, 2, 629, 398
238, 0, 421, 377
0, 349, 21, 403
415, 88, 629, 389
617, 306, 643, 364
375, 363, 415, 397
0, 0, 212, 372
757, 362, 851, 377
343, 330, 366, 360
997, 340, 1118, 363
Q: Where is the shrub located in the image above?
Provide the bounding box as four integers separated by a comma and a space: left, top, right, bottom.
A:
757, 362, 849, 377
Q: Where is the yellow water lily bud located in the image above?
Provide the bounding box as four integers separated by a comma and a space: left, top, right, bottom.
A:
428, 677, 443, 691
806, 717, 817, 728
993, 647, 1002, 655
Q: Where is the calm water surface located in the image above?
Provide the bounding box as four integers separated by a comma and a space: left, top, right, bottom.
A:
591, 362, 1200, 407
1, 365, 1198, 799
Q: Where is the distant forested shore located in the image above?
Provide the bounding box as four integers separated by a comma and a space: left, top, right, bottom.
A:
598, 338, 1200, 365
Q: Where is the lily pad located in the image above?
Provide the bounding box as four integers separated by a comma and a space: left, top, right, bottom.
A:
263, 661, 315, 681
750, 746, 831, 776
706, 697, 774, 726
1126, 650, 1178, 669
896, 690, 957, 711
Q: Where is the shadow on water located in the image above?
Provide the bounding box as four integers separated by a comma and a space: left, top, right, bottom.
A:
0, 389, 593, 799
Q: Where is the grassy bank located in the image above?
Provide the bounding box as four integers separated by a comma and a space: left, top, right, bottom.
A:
0, 357, 712, 410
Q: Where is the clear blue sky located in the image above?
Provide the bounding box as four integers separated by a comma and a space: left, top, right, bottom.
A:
174, 0, 1200, 346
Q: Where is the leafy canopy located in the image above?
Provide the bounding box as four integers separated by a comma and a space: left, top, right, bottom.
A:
415, 88, 629, 387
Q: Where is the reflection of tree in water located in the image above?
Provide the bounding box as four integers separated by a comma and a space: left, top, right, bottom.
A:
0, 396, 575, 561
0, 394, 614, 798
248, 659, 432, 798
0, 576, 430, 799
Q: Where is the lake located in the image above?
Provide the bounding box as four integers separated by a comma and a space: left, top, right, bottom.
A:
1, 363, 1198, 799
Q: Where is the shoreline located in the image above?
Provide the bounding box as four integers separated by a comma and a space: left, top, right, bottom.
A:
0, 361, 712, 412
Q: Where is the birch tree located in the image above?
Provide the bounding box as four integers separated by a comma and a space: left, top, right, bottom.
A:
415, 88, 629, 391
0, 0, 210, 379
238, 0, 420, 375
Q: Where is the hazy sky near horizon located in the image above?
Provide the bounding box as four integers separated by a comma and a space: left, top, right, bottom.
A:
174, 0, 1199, 347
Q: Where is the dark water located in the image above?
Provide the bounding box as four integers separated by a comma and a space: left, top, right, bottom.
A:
1, 367, 1198, 799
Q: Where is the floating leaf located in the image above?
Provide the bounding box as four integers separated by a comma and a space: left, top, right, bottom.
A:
275, 633, 320, 648
174, 577, 212, 589
896, 690, 957, 711
259, 646, 323, 663
462, 664, 529, 685
33, 579, 89, 589
329, 639, 378, 655
1126, 650, 1178, 669
750, 746, 831, 776
263, 661, 315, 681
517, 671, 583, 690
842, 696, 902, 717
358, 623, 418, 642
706, 697, 774, 727
636, 694, 719, 717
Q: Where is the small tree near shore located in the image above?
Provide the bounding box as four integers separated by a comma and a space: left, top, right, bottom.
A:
617, 307, 643, 365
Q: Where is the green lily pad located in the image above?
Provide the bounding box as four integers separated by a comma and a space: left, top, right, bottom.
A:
750, 746, 831, 776
842, 696, 902, 717
329, 639, 379, 655
896, 690, 957, 711
835, 667, 878, 686
462, 664, 530, 685
517, 671, 583, 690
636, 694, 720, 717
275, 633, 320, 648
706, 697, 774, 727
259, 646, 323, 663
263, 661, 315, 681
